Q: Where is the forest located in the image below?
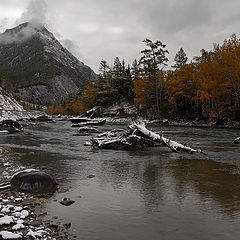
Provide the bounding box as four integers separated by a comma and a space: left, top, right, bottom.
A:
43, 34, 240, 122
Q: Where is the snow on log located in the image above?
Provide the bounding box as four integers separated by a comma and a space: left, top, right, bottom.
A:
129, 121, 200, 153
88, 121, 201, 153
90, 133, 155, 150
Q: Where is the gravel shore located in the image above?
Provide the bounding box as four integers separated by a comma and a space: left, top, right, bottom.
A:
0, 148, 73, 240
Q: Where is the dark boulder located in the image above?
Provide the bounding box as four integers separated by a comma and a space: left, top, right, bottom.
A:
11, 169, 58, 193
234, 137, 240, 144
0, 119, 23, 133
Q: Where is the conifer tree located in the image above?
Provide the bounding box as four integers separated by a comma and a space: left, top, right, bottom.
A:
131, 59, 140, 77
112, 57, 123, 78
137, 39, 169, 112
139, 38, 169, 77
172, 47, 188, 70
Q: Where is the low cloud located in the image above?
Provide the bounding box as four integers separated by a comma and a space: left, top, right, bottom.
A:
0, 23, 34, 44
1, 0, 240, 71
16, 0, 47, 26
0, 18, 8, 33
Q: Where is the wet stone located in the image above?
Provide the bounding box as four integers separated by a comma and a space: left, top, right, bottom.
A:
10, 169, 58, 193
59, 198, 75, 206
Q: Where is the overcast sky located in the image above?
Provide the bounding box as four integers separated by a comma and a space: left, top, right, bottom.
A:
0, 0, 240, 72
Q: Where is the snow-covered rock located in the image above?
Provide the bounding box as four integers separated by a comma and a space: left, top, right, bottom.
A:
0, 231, 22, 239
12, 220, 25, 230
26, 229, 46, 239
0, 216, 14, 226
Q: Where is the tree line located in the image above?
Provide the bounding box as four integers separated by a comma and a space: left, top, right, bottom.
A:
45, 33, 240, 121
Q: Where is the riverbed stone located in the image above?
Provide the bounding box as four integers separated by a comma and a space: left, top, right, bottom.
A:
10, 170, 58, 193
59, 198, 75, 206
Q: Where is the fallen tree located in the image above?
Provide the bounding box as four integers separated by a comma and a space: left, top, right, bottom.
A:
88, 121, 201, 153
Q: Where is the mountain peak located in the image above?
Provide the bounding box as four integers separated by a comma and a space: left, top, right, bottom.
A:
0, 22, 96, 105
1, 21, 53, 45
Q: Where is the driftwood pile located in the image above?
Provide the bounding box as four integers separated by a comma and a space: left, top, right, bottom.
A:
88, 121, 201, 153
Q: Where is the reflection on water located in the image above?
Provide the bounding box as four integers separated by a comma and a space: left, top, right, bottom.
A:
1, 121, 240, 239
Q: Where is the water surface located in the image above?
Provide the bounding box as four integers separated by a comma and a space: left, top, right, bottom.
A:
1, 120, 240, 240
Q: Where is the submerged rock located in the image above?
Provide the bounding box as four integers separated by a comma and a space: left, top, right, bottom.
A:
59, 198, 75, 206
10, 169, 58, 193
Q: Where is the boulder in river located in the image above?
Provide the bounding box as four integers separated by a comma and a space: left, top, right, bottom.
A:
0, 119, 23, 133
234, 137, 240, 144
10, 169, 58, 193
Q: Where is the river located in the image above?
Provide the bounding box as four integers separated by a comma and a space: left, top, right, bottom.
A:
1, 119, 240, 240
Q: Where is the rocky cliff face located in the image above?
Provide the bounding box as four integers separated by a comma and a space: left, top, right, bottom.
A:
0, 22, 96, 105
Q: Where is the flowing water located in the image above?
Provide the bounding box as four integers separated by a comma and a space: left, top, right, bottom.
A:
1, 120, 240, 240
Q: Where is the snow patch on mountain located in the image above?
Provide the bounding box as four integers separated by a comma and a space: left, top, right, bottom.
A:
0, 88, 42, 121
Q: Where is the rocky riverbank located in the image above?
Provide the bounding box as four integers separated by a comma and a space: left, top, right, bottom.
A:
0, 149, 74, 239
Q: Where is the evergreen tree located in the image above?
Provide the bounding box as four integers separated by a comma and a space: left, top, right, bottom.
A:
112, 57, 133, 101
99, 60, 109, 77
131, 59, 140, 77
139, 38, 169, 77
172, 47, 188, 70
97, 60, 117, 107
138, 39, 169, 112
121, 59, 125, 73
112, 57, 123, 78
122, 65, 134, 101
